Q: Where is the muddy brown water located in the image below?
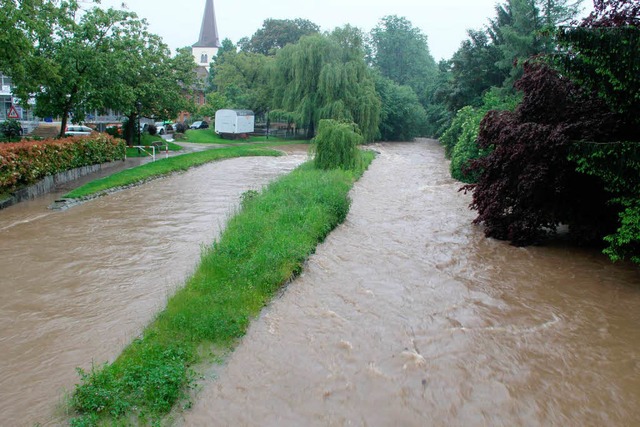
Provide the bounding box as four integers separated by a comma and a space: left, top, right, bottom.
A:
181, 140, 640, 426
0, 153, 307, 426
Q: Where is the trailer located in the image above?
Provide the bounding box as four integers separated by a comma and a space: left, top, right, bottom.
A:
214, 109, 255, 138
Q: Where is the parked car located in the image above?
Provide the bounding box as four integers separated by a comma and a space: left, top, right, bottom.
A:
189, 120, 209, 129
154, 122, 174, 135
65, 125, 93, 136
136, 122, 150, 134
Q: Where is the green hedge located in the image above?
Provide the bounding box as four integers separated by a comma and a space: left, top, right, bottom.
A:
0, 134, 125, 192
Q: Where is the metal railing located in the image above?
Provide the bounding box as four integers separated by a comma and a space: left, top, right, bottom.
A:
128, 144, 169, 162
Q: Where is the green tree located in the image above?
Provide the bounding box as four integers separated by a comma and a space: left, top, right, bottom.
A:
555, 0, 640, 263
110, 43, 196, 145
369, 15, 438, 103
374, 72, 427, 141
272, 30, 380, 141
17, 7, 141, 137
441, 30, 508, 113
496, 0, 583, 87
241, 18, 320, 55
199, 91, 229, 118
0, 0, 71, 93
313, 119, 363, 170
213, 51, 273, 114
207, 37, 236, 92
88, 17, 196, 145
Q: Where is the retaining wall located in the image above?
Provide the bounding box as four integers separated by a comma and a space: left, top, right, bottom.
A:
0, 161, 121, 210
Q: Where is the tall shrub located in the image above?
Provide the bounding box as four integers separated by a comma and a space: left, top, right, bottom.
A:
465, 63, 623, 246
441, 89, 521, 182
449, 108, 486, 183
0, 120, 22, 142
313, 119, 363, 170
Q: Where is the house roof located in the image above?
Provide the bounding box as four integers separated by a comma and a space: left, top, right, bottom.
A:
192, 0, 220, 48
195, 65, 209, 81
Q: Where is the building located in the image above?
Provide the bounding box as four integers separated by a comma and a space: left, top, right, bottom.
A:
177, 0, 221, 123
192, 0, 220, 72
0, 74, 13, 120
0, 73, 40, 133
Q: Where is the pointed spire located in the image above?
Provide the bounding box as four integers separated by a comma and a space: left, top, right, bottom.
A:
193, 0, 220, 48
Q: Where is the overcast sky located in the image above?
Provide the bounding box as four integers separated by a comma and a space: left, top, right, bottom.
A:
95, 0, 590, 61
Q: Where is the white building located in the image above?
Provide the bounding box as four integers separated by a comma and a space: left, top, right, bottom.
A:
191, 0, 220, 71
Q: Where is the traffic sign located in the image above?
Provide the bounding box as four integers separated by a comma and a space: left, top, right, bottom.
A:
7, 105, 20, 119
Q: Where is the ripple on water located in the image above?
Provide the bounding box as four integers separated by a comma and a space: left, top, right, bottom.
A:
180, 141, 640, 427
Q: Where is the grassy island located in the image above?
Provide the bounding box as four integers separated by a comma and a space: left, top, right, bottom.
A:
69, 149, 374, 425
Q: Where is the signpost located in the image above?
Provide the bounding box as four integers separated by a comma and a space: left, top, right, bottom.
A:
7, 105, 20, 119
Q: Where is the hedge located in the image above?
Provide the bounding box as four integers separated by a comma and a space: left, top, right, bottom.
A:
0, 134, 125, 192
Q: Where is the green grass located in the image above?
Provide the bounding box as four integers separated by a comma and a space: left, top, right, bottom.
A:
181, 129, 298, 144
126, 135, 182, 157
69, 150, 375, 425
63, 146, 282, 199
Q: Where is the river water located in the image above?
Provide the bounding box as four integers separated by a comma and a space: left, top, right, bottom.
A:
0, 153, 306, 426
181, 140, 640, 426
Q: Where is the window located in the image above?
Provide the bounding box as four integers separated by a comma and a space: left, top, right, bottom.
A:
201, 53, 208, 64
1, 96, 11, 120
1, 74, 12, 87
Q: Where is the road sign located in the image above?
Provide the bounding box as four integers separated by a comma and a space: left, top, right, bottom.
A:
7, 105, 20, 119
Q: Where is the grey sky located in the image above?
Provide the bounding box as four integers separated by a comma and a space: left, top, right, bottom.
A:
96, 0, 590, 61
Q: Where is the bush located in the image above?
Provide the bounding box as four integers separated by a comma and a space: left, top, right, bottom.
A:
313, 119, 363, 170
441, 89, 521, 181
105, 126, 121, 138
0, 134, 126, 192
174, 123, 187, 133
449, 107, 487, 183
465, 63, 624, 246
147, 124, 157, 136
440, 106, 476, 159
0, 119, 22, 142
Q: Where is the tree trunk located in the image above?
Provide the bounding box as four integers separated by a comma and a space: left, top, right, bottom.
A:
124, 113, 136, 146
59, 113, 69, 138
306, 118, 315, 140
59, 85, 79, 138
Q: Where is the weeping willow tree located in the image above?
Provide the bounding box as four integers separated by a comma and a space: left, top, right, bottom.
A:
271, 27, 381, 141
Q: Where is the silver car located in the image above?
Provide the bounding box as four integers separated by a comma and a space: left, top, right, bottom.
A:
65, 125, 93, 136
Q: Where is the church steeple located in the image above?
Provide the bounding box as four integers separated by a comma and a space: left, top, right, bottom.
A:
192, 0, 220, 71
193, 0, 220, 48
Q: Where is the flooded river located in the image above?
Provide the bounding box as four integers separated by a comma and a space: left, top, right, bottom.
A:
0, 153, 306, 425
182, 140, 640, 426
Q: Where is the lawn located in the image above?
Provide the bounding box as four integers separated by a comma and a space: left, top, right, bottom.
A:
181, 129, 293, 144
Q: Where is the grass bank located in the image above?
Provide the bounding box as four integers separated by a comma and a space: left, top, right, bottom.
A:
125, 134, 182, 158
69, 150, 375, 425
63, 146, 281, 200
182, 129, 299, 144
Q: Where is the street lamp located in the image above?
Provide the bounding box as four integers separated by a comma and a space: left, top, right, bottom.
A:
135, 101, 142, 146
265, 108, 269, 140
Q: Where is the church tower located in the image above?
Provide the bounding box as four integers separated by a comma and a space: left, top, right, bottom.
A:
192, 0, 220, 71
